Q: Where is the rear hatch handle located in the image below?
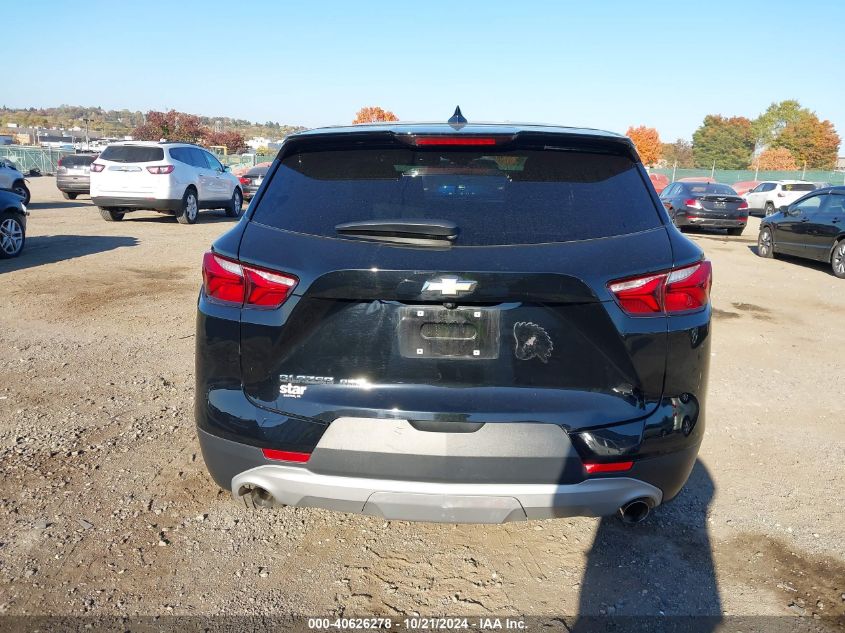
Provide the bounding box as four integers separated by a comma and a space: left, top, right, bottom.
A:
335, 218, 458, 246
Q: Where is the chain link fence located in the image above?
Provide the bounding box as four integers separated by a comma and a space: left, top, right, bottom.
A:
649, 167, 845, 186
0, 146, 76, 175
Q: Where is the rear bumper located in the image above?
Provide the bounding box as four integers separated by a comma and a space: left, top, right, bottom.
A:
198, 427, 690, 523
678, 215, 746, 228
56, 177, 90, 192
233, 463, 662, 523
91, 196, 181, 212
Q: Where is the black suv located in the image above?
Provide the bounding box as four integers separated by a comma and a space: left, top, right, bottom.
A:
195, 120, 712, 524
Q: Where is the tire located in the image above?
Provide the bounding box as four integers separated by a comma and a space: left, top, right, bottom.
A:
11, 181, 30, 205
727, 225, 745, 236
62, 192, 78, 200
99, 207, 124, 222
176, 188, 199, 225
764, 202, 775, 217
757, 227, 774, 258
831, 240, 845, 279
0, 212, 25, 259
225, 188, 243, 218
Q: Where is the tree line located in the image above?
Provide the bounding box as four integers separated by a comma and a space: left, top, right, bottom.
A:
627, 100, 840, 171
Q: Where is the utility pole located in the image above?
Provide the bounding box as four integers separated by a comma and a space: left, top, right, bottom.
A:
82, 117, 90, 150
672, 161, 677, 182
710, 160, 715, 180
802, 161, 806, 180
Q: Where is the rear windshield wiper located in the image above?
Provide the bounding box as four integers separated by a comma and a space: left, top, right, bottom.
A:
335, 219, 457, 246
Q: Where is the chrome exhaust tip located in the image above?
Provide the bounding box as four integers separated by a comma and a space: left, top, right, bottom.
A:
238, 484, 276, 509
618, 498, 652, 524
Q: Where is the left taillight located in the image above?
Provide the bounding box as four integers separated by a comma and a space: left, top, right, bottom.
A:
147, 165, 175, 174
201, 251, 297, 309
90, 163, 105, 172
608, 261, 712, 316
238, 176, 250, 185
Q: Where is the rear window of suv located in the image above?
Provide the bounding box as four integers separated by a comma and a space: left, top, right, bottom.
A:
99, 146, 164, 163
252, 146, 661, 245
782, 183, 815, 192
62, 155, 97, 167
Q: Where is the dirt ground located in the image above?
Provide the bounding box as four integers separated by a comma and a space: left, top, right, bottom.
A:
0, 177, 843, 628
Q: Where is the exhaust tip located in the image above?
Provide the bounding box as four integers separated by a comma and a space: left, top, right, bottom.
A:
618, 498, 652, 524
238, 484, 276, 509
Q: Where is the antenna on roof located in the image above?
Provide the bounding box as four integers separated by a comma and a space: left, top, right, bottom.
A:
448, 106, 467, 130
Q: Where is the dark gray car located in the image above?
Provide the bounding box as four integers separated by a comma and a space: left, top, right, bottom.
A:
56, 154, 97, 199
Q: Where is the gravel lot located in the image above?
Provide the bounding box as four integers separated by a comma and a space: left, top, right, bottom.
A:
0, 177, 843, 627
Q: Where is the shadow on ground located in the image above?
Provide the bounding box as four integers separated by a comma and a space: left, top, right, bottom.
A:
125, 210, 239, 225
569, 461, 720, 631
0, 234, 138, 273
745, 245, 833, 275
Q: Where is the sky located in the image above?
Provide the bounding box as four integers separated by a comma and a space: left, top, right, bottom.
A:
4, 0, 844, 142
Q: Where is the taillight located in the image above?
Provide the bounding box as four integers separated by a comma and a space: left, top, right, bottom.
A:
90, 163, 105, 172
608, 261, 712, 316
147, 165, 175, 174
239, 176, 250, 185
684, 198, 702, 209
57, 157, 64, 166
262, 448, 311, 463
201, 251, 297, 309
737, 201, 748, 210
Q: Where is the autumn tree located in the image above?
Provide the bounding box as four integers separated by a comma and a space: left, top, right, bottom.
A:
625, 126, 661, 166
753, 147, 798, 171
773, 115, 840, 169
692, 115, 755, 169
353, 107, 399, 124
661, 138, 694, 168
203, 130, 248, 154
753, 100, 841, 169
132, 110, 205, 143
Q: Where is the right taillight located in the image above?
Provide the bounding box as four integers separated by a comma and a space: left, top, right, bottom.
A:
239, 176, 250, 185
90, 163, 105, 172
608, 261, 712, 316
201, 251, 297, 309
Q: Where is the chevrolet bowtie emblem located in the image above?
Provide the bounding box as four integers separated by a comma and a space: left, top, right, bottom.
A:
421, 276, 477, 296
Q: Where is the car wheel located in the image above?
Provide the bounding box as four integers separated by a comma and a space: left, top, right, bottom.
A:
12, 181, 30, 205
176, 188, 199, 225
764, 202, 775, 216
757, 227, 774, 258
62, 192, 78, 200
0, 212, 25, 259
99, 207, 124, 222
831, 240, 845, 279
225, 188, 243, 218
727, 225, 745, 236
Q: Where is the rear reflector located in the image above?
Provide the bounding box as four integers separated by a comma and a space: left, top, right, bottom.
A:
413, 136, 499, 146
201, 251, 298, 308
262, 448, 311, 463
90, 163, 105, 172
608, 261, 712, 316
584, 461, 634, 474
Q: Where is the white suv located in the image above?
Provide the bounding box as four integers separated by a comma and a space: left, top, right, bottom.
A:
743, 180, 816, 216
90, 141, 243, 224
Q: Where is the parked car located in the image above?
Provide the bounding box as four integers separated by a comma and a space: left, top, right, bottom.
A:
648, 172, 669, 194
743, 180, 816, 217
239, 164, 270, 200
0, 188, 28, 259
195, 120, 712, 525
757, 186, 845, 278
0, 159, 30, 205
730, 180, 760, 196
56, 153, 97, 199
90, 141, 243, 224
659, 181, 748, 235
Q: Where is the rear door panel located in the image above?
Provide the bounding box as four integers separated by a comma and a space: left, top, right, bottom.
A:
238, 223, 672, 430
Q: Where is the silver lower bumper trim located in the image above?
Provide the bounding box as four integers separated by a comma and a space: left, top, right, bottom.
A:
231, 465, 663, 524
